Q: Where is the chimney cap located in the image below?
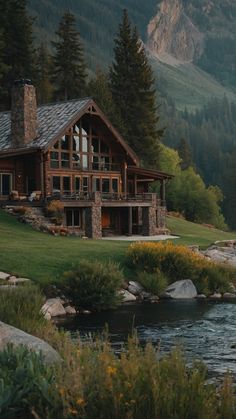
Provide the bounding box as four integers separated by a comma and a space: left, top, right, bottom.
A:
14, 79, 32, 87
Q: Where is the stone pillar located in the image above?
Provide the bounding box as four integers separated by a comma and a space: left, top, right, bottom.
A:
157, 206, 167, 229
142, 207, 157, 236
11, 80, 38, 147
85, 205, 102, 239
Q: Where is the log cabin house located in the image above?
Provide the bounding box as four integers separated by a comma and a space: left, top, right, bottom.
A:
0, 80, 172, 238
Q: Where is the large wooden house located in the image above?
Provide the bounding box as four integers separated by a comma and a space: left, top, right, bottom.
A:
0, 80, 172, 238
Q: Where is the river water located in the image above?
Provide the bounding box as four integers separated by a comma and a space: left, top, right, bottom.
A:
60, 300, 236, 376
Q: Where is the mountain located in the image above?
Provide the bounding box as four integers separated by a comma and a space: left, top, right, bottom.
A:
28, 0, 236, 110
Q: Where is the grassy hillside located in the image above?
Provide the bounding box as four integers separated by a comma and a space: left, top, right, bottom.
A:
152, 59, 236, 111
0, 210, 235, 282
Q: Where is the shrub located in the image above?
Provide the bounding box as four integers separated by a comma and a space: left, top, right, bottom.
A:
46, 200, 64, 225
58, 260, 124, 311
138, 269, 168, 295
0, 283, 47, 335
0, 344, 62, 419
127, 242, 235, 295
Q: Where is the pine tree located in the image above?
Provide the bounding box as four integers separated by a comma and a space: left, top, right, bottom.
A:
0, 0, 36, 108
87, 68, 124, 134
35, 43, 53, 104
110, 10, 161, 167
177, 138, 193, 170
0, 30, 9, 103
51, 11, 87, 101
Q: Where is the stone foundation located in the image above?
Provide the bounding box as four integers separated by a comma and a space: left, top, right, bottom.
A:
85, 205, 102, 239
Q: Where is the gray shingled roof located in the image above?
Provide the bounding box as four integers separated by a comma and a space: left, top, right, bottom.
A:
0, 98, 91, 152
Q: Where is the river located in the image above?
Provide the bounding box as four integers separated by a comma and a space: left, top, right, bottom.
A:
60, 300, 236, 376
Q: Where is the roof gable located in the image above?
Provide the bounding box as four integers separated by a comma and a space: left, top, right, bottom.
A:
0, 98, 139, 165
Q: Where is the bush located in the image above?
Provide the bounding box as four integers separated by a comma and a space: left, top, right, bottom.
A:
138, 269, 168, 295
0, 284, 47, 335
127, 242, 235, 295
0, 345, 62, 419
58, 260, 124, 311
46, 200, 64, 225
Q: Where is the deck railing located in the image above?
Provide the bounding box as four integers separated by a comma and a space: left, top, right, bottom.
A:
55, 192, 163, 204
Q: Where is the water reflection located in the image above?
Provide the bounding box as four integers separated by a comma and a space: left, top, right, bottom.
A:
59, 301, 236, 375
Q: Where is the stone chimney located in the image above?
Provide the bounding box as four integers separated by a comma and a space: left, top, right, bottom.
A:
11, 79, 38, 147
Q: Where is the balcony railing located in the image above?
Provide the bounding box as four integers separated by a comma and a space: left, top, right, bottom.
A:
50, 191, 163, 205
72, 161, 121, 172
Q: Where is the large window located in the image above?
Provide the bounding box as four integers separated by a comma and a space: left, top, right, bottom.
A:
0, 173, 12, 195
49, 115, 120, 172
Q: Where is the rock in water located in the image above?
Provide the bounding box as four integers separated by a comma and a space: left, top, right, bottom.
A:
0, 321, 61, 364
118, 289, 137, 302
128, 281, 144, 296
41, 298, 66, 317
163, 279, 197, 299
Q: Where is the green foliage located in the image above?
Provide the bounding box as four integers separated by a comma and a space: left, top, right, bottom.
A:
110, 9, 161, 167
177, 137, 193, 170
58, 260, 124, 311
138, 269, 168, 295
0, 284, 46, 335
127, 242, 234, 295
0, 0, 36, 108
35, 43, 53, 104
46, 200, 64, 225
0, 345, 62, 419
51, 10, 87, 100
87, 68, 124, 133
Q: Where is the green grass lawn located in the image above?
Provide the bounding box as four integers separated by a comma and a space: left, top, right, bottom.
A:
0, 209, 235, 282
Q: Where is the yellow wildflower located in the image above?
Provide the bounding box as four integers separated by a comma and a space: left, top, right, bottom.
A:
76, 398, 85, 406
107, 366, 117, 375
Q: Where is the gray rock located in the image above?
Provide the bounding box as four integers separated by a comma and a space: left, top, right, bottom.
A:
0, 272, 10, 280
149, 295, 159, 303
0, 321, 61, 364
65, 305, 76, 315
118, 289, 137, 302
196, 294, 207, 299
41, 298, 66, 317
209, 293, 222, 300
127, 281, 144, 296
8, 277, 31, 285
163, 280, 197, 299
223, 292, 236, 299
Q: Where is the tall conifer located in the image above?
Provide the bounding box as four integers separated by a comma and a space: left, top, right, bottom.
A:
35, 44, 53, 104
110, 10, 161, 167
51, 11, 87, 101
0, 0, 36, 108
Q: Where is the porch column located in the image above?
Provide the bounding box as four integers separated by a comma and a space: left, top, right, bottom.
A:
128, 207, 132, 236
142, 207, 157, 236
85, 193, 102, 239
160, 180, 166, 204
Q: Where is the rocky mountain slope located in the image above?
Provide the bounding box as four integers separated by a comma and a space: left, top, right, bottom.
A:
28, 0, 236, 110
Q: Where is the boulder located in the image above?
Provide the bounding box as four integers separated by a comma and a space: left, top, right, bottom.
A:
127, 281, 144, 296
163, 280, 197, 299
41, 298, 66, 317
223, 292, 236, 299
8, 277, 31, 285
118, 289, 137, 302
65, 305, 76, 315
0, 272, 10, 280
209, 293, 222, 300
0, 321, 60, 364
196, 294, 207, 300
